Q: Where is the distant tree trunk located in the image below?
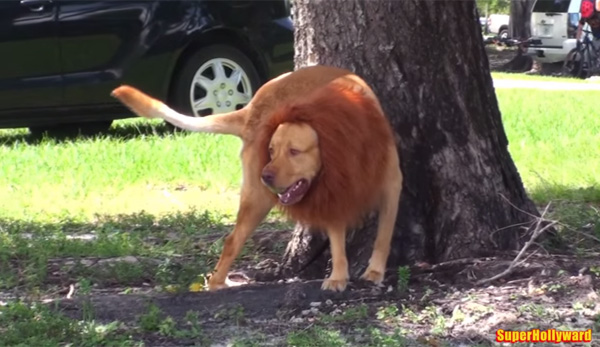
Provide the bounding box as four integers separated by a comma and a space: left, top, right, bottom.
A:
281, 0, 541, 281
509, 0, 535, 39
503, 0, 536, 72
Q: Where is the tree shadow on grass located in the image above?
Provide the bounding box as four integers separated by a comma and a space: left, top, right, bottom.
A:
0, 209, 292, 293
0, 120, 179, 147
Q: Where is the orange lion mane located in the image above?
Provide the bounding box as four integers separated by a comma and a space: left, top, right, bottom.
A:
256, 82, 395, 229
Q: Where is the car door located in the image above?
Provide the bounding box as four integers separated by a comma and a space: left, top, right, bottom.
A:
56, 0, 160, 106
0, 0, 61, 111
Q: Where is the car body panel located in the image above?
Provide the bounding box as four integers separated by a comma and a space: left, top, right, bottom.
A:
0, 0, 293, 128
528, 0, 582, 63
487, 14, 510, 36
0, 0, 62, 111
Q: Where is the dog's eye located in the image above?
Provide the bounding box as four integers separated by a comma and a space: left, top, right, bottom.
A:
289, 148, 300, 156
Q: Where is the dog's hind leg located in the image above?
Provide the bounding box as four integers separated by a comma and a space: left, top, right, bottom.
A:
322, 224, 350, 292
208, 155, 275, 291
361, 147, 403, 285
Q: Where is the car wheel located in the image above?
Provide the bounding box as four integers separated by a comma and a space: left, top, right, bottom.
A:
562, 48, 585, 79
171, 44, 261, 120
499, 29, 509, 40
29, 120, 112, 137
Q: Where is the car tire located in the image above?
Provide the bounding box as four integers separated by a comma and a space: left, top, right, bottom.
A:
29, 120, 112, 138
170, 44, 261, 124
499, 29, 509, 40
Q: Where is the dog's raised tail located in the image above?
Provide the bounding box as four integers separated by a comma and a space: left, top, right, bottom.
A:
111, 85, 246, 137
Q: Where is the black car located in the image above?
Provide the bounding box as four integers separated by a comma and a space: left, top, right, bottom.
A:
0, 0, 294, 133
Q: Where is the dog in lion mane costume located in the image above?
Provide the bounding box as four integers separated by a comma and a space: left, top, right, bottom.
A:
111, 65, 402, 292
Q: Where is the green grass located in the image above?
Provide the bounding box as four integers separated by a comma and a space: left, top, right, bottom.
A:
1, 87, 597, 222
498, 89, 600, 202
0, 119, 243, 221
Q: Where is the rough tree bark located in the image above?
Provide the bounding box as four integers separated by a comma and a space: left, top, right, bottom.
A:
281, 0, 541, 281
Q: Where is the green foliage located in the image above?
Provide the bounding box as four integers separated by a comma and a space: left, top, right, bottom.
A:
287, 326, 347, 347
138, 303, 163, 333
476, 0, 510, 15
320, 303, 369, 323
368, 327, 407, 347
396, 265, 410, 293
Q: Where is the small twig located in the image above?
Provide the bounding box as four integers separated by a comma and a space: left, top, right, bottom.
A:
66, 284, 75, 299
514, 249, 539, 268
499, 193, 542, 220
424, 257, 487, 271
528, 242, 550, 255
477, 221, 556, 285
476, 203, 556, 286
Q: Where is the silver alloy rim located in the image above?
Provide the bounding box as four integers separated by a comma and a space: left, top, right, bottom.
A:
189, 58, 253, 117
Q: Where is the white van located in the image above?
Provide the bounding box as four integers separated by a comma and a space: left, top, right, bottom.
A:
527, 0, 583, 63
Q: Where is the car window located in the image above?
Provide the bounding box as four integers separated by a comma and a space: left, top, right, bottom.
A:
532, 0, 572, 13
568, 0, 583, 13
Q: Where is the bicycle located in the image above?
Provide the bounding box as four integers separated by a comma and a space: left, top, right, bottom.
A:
562, 29, 600, 79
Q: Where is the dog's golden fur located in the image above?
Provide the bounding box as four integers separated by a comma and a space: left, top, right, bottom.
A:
111, 65, 402, 292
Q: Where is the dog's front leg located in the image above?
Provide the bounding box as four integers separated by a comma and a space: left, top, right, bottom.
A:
361, 147, 402, 285
209, 170, 274, 290
322, 224, 349, 292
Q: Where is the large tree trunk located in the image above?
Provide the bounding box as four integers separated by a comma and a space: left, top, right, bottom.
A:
281, 0, 541, 281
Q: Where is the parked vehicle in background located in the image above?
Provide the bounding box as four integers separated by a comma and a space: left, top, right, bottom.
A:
480, 16, 487, 29
0, 0, 294, 134
527, 0, 583, 63
487, 14, 510, 38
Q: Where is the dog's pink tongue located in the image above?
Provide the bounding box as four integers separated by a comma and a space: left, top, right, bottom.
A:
279, 192, 291, 204
278, 180, 306, 205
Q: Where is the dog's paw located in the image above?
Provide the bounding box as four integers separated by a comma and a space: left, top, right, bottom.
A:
207, 280, 228, 291
321, 277, 348, 292
360, 268, 384, 284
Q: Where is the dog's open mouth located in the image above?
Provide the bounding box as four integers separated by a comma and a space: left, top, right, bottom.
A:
277, 179, 310, 205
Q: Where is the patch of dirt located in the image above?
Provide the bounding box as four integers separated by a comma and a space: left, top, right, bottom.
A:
49, 249, 600, 346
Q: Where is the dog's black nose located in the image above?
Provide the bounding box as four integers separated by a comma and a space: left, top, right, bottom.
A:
261, 170, 275, 186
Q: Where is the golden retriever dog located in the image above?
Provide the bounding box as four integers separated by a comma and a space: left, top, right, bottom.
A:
111, 65, 402, 292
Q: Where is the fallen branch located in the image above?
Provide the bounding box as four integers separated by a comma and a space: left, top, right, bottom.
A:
476, 203, 556, 286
